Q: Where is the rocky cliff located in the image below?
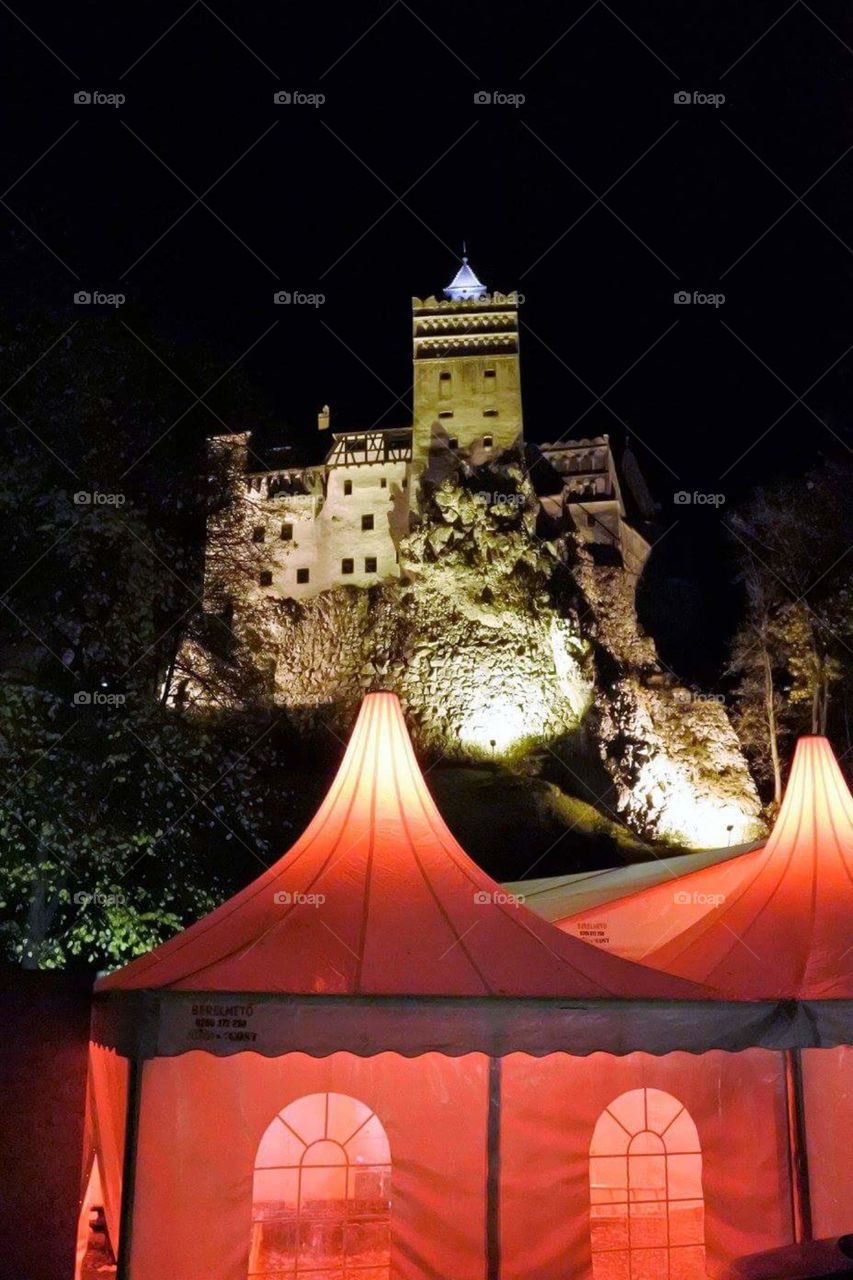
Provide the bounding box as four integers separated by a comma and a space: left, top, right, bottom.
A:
176, 452, 763, 848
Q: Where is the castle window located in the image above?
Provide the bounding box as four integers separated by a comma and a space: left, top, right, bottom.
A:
296, 568, 309, 585
438, 410, 454, 419
341, 558, 354, 575
362, 514, 374, 531
252, 526, 265, 543
449, 438, 458, 450
259, 570, 273, 587
484, 368, 496, 379
439, 370, 451, 400
590, 1088, 705, 1280
402, 477, 408, 490
483, 409, 498, 417
365, 557, 377, 574
587, 514, 595, 528
380, 477, 387, 489
483, 435, 494, 450
280, 522, 293, 541
344, 479, 353, 496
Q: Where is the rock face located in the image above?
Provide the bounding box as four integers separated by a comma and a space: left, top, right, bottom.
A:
176, 453, 763, 848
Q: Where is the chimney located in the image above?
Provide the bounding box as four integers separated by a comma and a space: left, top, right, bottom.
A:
318, 404, 330, 431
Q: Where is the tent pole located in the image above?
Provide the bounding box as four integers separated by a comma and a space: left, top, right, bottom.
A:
487, 1056, 502, 1280
784, 1047, 813, 1243
116, 1055, 144, 1280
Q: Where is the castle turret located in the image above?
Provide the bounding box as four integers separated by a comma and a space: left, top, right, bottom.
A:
411, 255, 524, 478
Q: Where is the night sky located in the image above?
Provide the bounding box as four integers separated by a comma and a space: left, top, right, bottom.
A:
4, 1, 853, 673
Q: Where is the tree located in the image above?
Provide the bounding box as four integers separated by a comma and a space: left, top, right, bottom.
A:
727, 456, 853, 801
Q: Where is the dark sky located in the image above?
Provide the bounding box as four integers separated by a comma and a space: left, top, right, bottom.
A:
4, 1, 853, 673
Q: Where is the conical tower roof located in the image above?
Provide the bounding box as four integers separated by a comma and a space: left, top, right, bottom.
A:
98, 694, 706, 999
444, 256, 487, 301
560, 736, 853, 999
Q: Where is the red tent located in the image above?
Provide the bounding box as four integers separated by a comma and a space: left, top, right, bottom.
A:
81, 700, 853, 1280
556, 736, 853, 1001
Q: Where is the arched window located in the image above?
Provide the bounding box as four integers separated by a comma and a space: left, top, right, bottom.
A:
249, 1092, 391, 1279
589, 1087, 705, 1279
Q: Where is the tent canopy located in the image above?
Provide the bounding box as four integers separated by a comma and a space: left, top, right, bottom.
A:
558, 736, 853, 1001
98, 693, 704, 1001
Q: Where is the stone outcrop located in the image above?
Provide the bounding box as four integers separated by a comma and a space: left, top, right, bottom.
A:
175, 452, 763, 848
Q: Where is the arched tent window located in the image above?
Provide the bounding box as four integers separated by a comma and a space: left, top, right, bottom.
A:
589, 1087, 705, 1279
249, 1092, 391, 1279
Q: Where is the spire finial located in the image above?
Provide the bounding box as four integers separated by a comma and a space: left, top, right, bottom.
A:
462, 239, 467, 261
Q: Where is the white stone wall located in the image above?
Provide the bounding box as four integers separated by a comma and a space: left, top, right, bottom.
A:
243, 459, 411, 601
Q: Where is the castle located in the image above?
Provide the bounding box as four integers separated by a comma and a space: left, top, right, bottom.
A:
204, 257, 657, 609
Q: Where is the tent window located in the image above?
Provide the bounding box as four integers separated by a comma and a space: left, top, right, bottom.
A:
250, 1091, 391, 1279
589, 1088, 705, 1280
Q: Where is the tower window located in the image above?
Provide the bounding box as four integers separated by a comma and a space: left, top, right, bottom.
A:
439, 370, 451, 400
380, 477, 387, 489
438, 410, 454, 419
449, 438, 458, 450
296, 568, 309, 584
587, 514, 595, 527
259, 570, 272, 587
362, 514, 374, 531
280, 522, 293, 541
344, 479, 353, 496
341, 558, 354, 575
483, 409, 498, 417
483, 435, 494, 450
484, 368, 496, 379
252, 526, 265, 543
365, 557, 377, 573
402, 477, 408, 490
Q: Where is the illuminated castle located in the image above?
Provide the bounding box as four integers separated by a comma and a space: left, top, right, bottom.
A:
204, 257, 656, 609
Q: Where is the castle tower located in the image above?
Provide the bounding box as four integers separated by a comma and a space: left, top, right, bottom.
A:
411, 256, 523, 477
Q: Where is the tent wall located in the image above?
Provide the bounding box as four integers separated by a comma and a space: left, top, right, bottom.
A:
128, 1050, 489, 1280
88, 1043, 130, 1255
499, 1050, 793, 1279
0, 966, 92, 1280
800, 1046, 853, 1239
